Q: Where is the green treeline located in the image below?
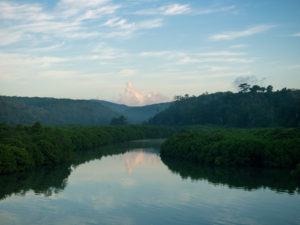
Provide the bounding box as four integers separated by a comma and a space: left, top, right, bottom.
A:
0, 122, 174, 174
149, 87, 300, 127
161, 127, 300, 170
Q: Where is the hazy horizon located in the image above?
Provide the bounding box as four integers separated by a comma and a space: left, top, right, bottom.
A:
1, 0, 300, 106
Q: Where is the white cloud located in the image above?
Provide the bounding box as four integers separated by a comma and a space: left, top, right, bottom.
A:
209, 66, 232, 71
287, 65, 300, 69
291, 33, 300, 37
103, 17, 135, 30
0, 29, 22, 46
30, 43, 65, 52
76, 5, 120, 21
140, 50, 245, 58
137, 18, 163, 29
36, 70, 79, 79
229, 44, 248, 49
195, 5, 235, 15
90, 43, 128, 60
58, 0, 110, 8
101, 18, 163, 38
134, 4, 235, 16
139, 51, 186, 59
118, 82, 170, 106
211, 25, 276, 41
176, 56, 253, 65
195, 51, 246, 56
162, 4, 190, 15
0, 52, 68, 70
119, 69, 137, 76
103, 18, 163, 30
0, 1, 52, 21
135, 3, 190, 15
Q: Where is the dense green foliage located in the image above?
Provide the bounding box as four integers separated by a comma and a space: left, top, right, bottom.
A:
161, 127, 300, 169
0, 96, 120, 125
149, 87, 300, 127
0, 123, 174, 174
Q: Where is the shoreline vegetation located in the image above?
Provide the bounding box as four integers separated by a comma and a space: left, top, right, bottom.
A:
161, 127, 300, 175
0, 122, 174, 174
1, 86, 299, 176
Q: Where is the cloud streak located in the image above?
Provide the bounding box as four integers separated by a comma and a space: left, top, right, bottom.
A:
291, 33, 300, 37
134, 4, 235, 16
135, 3, 190, 15
195, 5, 236, 15
211, 25, 276, 41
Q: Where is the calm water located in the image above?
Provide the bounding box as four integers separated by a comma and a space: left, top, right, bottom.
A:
0, 139, 300, 225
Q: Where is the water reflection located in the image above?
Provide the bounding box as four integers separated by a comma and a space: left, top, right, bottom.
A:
1, 140, 300, 225
122, 150, 160, 174
0, 139, 163, 201
161, 156, 300, 194
0, 164, 71, 201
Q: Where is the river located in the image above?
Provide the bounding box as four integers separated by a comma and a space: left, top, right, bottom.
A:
0, 139, 300, 225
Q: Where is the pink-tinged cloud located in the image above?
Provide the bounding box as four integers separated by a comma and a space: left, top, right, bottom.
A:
118, 82, 170, 106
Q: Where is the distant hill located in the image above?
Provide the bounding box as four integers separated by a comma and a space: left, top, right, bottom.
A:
92, 100, 171, 124
0, 96, 120, 125
149, 87, 300, 127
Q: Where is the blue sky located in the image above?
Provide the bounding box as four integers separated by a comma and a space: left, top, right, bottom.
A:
0, 0, 299, 105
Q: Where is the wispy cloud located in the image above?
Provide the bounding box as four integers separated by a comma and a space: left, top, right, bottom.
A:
135, 4, 235, 16
291, 33, 300, 37
0, 52, 68, 69
30, 43, 65, 52
140, 51, 185, 59
137, 18, 163, 29
57, 0, 110, 9
0, 1, 53, 21
211, 24, 276, 41
195, 5, 235, 15
162, 4, 191, 15
229, 44, 248, 49
135, 3, 190, 15
90, 43, 128, 60
101, 18, 163, 38
0, 0, 165, 46
0, 29, 22, 46
195, 51, 246, 56
139, 50, 250, 64
287, 65, 300, 69
103, 17, 134, 29
76, 5, 120, 21
176, 56, 253, 65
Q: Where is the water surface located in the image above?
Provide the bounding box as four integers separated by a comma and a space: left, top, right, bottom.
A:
0, 140, 300, 225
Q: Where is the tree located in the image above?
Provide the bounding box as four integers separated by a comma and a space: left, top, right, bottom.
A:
110, 116, 127, 125
266, 85, 273, 93
31, 121, 42, 133
250, 85, 261, 93
238, 83, 250, 93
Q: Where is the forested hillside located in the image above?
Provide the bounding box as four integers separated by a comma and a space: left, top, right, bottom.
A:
149, 86, 300, 127
0, 96, 120, 125
94, 100, 171, 124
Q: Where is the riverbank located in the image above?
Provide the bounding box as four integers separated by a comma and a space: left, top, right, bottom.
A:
0, 123, 175, 174
161, 127, 300, 173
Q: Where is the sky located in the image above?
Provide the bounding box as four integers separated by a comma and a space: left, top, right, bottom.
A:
0, 0, 300, 106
